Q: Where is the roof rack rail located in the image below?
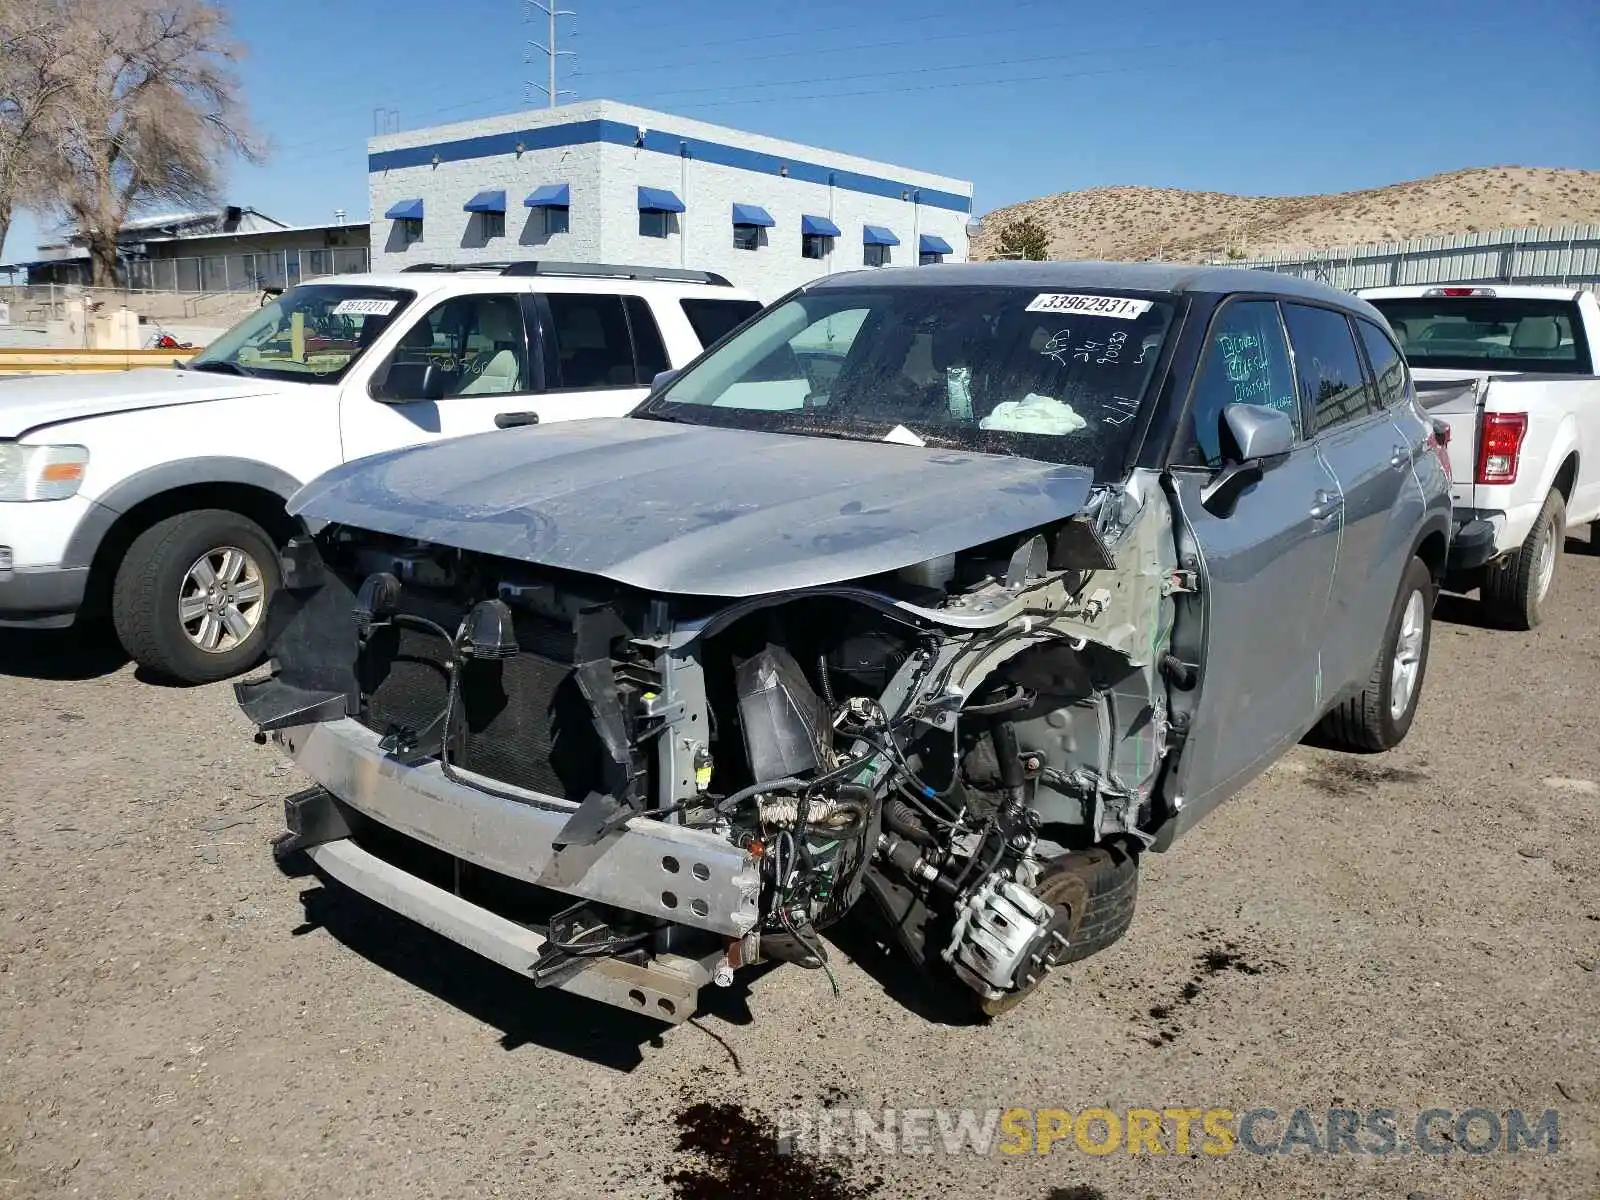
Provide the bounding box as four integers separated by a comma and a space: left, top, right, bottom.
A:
398, 262, 516, 273
398, 260, 731, 286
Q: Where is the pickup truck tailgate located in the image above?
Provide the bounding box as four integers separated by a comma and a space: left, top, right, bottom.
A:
1415, 377, 1482, 505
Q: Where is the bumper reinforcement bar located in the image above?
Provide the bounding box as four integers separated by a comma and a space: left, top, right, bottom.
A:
305, 837, 704, 1023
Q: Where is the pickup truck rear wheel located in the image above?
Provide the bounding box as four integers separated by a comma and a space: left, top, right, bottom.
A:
112, 509, 280, 684
1482, 489, 1563, 630
1315, 555, 1433, 752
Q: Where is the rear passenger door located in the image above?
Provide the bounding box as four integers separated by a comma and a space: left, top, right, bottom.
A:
1282, 303, 1411, 705
528, 292, 669, 423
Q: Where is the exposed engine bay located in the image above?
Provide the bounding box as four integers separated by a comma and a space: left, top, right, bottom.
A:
241, 471, 1185, 1020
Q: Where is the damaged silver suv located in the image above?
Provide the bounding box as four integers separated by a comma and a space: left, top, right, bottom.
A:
238, 263, 1451, 1023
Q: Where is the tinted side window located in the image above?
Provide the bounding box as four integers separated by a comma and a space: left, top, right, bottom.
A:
680, 298, 763, 349
384, 294, 529, 397
1283, 304, 1376, 433
1357, 319, 1408, 410
624, 296, 670, 384
1181, 300, 1300, 467
545, 294, 635, 390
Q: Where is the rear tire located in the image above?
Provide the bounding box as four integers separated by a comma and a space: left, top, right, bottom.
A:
1586, 519, 1600, 556
112, 509, 280, 684
1315, 555, 1433, 752
1482, 490, 1563, 630
977, 843, 1139, 1019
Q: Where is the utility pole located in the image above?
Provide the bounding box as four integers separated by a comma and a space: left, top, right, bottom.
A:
525, 0, 576, 108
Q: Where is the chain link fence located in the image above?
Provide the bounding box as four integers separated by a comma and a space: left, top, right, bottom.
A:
124, 246, 370, 294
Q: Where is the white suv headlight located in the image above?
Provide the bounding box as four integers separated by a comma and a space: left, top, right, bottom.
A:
0, 443, 91, 501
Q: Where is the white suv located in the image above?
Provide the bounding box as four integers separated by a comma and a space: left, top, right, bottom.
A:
0, 261, 760, 682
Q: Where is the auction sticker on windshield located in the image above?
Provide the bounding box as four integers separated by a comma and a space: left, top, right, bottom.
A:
1025, 294, 1153, 319
331, 298, 400, 317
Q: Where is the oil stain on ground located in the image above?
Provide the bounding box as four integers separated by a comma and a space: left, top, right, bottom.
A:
1045, 1188, 1110, 1200
664, 1100, 883, 1200
1305, 758, 1427, 797
1140, 929, 1281, 1047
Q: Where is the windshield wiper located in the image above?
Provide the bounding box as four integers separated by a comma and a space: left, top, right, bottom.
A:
185, 360, 254, 377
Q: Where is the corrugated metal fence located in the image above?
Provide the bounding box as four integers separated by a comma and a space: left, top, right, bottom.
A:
1230, 225, 1600, 292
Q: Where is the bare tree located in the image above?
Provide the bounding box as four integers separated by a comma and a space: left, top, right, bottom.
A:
41, 0, 260, 286
0, 2, 75, 259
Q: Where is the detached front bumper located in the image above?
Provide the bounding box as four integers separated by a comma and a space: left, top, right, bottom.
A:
272, 718, 761, 1023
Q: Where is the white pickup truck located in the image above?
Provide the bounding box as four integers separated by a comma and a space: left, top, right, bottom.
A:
0, 262, 760, 681
1360, 284, 1600, 628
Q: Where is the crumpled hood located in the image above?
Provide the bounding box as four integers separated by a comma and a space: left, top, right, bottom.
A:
291, 418, 1096, 597
0, 368, 273, 438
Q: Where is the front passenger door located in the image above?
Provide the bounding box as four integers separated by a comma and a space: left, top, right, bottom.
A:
1166, 299, 1342, 829
342, 291, 536, 461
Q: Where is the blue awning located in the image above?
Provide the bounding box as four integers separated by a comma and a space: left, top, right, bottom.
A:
801, 214, 841, 237
524, 183, 570, 208
731, 203, 775, 228
638, 186, 685, 213
384, 199, 424, 221
463, 189, 507, 213
863, 225, 899, 247
919, 234, 953, 255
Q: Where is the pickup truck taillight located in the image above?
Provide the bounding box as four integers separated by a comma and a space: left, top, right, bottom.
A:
1476, 412, 1528, 485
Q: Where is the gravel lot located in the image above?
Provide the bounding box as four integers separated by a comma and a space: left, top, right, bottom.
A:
2, 550, 1597, 1200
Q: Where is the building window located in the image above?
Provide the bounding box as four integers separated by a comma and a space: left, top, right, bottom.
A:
865, 244, 891, 268
802, 233, 831, 260
640, 210, 669, 239
482, 211, 505, 239
544, 207, 570, 236
919, 251, 944, 266
401, 218, 423, 245
733, 224, 761, 252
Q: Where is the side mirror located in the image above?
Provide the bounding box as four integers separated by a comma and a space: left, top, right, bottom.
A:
1223, 403, 1295, 462
373, 360, 445, 403
1201, 404, 1295, 518
650, 368, 681, 392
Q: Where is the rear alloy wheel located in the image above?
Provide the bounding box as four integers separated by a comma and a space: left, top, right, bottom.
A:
112, 509, 281, 684
1315, 555, 1434, 752
1482, 489, 1563, 630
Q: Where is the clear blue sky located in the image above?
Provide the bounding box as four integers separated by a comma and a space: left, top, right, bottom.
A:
5, 0, 1597, 262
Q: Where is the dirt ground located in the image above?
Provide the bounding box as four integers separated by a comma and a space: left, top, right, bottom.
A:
2, 549, 1597, 1200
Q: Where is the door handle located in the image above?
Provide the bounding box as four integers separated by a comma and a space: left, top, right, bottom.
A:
494, 410, 540, 429
1309, 490, 1343, 521
1390, 443, 1411, 470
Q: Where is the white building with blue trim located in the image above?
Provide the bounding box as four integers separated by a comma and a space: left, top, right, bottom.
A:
367, 100, 975, 300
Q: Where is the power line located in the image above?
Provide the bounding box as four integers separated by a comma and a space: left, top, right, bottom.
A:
264, 17, 1514, 171
655, 21, 1518, 111
634, 33, 1243, 102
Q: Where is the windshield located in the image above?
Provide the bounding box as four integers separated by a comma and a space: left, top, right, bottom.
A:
1368, 297, 1592, 375
638, 285, 1176, 478
188, 284, 415, 383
